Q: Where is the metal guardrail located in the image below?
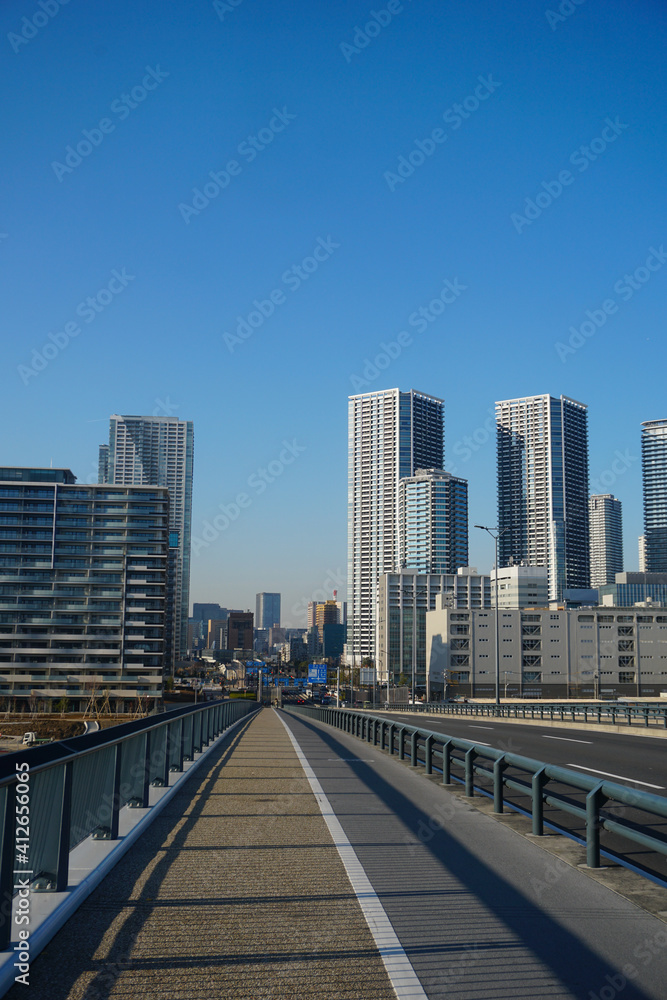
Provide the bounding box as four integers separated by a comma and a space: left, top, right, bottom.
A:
288, 706, 667, 885
386, 701, 667, 728
0, 698, 258, 950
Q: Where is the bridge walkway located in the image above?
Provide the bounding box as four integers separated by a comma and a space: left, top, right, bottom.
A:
7, 708, 667, 999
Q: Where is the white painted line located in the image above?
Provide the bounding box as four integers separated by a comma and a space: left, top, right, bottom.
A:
276, 711, 427, 999
469, 726, 494, 730
542, 735, 593, 744
566, 764, 665, 789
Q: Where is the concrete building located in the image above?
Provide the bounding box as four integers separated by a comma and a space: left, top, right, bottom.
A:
642, 419, 667, 572
639, 535, 647, 572
496, 394, 590, 602
598, 572, 667, 607
347, 388, 444, 665
0, 467, 168, 711
426, 603, 667, 699
490, 564, 549, 609
256, 592, 281, 629
227, 611, 253, 650
99, 414, 194, 673
206, 618, 229, 649
377, 568, 491, 694
589, 494, 623, 587
398, 469, 468, 574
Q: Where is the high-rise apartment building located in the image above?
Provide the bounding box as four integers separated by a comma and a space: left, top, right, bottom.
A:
347, 388, 444, 664
227, 611, 254, 650
0, 468, 168, 711
589, 494, 623, 587
496, 394, 590, 602
255, 592, 281, 629
99, 415, 194, 673
642, 419, 667, 572
398, 469, 468, 574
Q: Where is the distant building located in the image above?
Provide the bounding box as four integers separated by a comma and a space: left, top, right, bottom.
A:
207, 618, 229, 649
256, 593, 281, 629
193, 603, 228, 622
227, 612, 253, 650
99, 414, 194, 673
426, 604, 667, 699
490, 565, 549, 609
642, 419, 667, 571
496, 394, 590, 601
598, 572, 667, 607
347, 388, 444, 665
377, 568, 491, 693
589, 495, 623, 587
0, 467, 168, 711
639, 536, 647, 572
399, 468, 468, 574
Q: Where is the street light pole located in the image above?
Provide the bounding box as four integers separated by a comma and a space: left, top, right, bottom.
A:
474, 524, 506, 707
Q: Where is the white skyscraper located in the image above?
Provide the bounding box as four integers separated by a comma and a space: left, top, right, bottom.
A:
496, 394, 590, 602
100, 415, 194, 673
347, 388, 444, 665
589, 494, 623, 587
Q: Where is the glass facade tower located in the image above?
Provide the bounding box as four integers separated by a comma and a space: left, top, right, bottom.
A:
347, 388, 444, 665
496, 394, 590, 602
100, 415, 194, 673
255, 592, 281, 629
642, 419, 667, 572
398, 469, 468, 574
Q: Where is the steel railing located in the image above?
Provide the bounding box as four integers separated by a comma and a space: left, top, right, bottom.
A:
382, 701, 667, 728
286, 705, 667, 885
0, 698, 258, 949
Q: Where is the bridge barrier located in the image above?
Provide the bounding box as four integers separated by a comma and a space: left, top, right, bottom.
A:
409, 701, 667, 728
285, 705, 667, 884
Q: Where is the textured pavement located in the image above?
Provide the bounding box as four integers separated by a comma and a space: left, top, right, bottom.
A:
6, 710, 396, 1000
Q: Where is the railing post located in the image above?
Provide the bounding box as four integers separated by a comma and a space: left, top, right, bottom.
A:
465, 747, 476, 797
442, 739, 452, 784
586, 783, 607, 868
389, 724, 396, 754
424, 735, 434, 774
531, 766, 548, 835
143, 729, 153, 804
410, 730, 418, 767
110, 742, 123, 840
398, 727, 405, 760
493, 755, 506, 814
54, 760, 73, 892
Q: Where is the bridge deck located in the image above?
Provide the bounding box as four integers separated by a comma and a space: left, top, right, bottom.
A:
7, 708, 667, 999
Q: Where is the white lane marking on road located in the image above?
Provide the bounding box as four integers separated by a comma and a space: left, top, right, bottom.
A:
469, 726, 494, 730
542, 735, 593, 744
276, 711, 427, 999
566, 764, 665, 789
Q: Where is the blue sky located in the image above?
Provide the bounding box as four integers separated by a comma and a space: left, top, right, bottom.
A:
2, 0, 666, 625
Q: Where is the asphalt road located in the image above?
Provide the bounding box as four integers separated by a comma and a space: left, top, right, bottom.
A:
279, 709, 667, 1000
371, 711, 667, 795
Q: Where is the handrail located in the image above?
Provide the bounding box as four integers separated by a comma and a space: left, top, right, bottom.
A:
286, 705, 667, 884
381, 701, 667, 728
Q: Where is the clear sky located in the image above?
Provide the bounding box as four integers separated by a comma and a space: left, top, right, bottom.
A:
2, 0, 666, 625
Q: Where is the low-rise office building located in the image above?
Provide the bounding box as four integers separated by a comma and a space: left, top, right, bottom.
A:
426, 600, 667, 699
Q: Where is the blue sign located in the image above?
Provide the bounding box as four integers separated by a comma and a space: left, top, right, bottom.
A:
308, 664, 328, 684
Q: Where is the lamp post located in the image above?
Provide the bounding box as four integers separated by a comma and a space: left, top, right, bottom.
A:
474, 525, 507, 707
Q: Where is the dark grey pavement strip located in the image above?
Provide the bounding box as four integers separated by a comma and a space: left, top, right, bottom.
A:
278, 710, 667, 1000
4, 709, 396, 1000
